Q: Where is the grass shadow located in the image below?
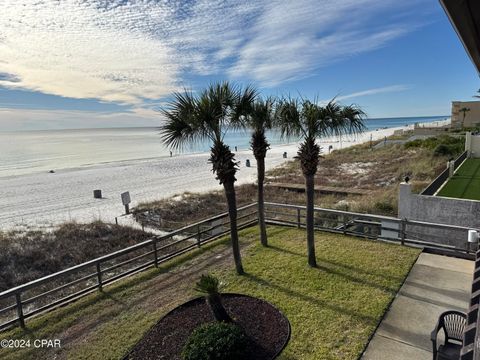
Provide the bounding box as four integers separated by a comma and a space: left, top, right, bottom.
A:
244, 272, 377, 324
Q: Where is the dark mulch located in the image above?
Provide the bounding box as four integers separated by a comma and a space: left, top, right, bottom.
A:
124, 294, 290, 360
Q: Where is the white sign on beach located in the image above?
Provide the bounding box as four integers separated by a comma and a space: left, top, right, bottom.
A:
121, 192, 131, 205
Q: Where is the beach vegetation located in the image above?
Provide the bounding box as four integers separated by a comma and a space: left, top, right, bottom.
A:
244, 97, 276, 247
0, 221, 151, 291
275, 98, 366, 267
134, 134, 461, 227
404, 134, 464, 156
160, 82, 257, 275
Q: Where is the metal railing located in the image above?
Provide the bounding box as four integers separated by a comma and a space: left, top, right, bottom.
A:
0, 203, 258, 331
1, 200, 477, 332
421, 151, 468, 195
263, 202, 478, 255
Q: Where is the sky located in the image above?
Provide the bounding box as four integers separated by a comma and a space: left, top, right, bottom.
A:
0, 0, 479, 131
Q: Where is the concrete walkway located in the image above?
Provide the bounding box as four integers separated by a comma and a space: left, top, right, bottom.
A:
362, 252, 474, 360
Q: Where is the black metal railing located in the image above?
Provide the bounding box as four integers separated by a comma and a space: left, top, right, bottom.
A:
421, 151, 468, 195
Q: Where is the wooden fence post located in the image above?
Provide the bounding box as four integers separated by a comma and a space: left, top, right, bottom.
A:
297, 208, 301, 228
15, 293, 25, 329
96, 263, 103, 291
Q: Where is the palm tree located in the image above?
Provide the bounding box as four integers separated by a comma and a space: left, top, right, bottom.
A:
276, 98, 366, 267
195, 274, 232, 322
161, 82, 257, 275
459, 107, 470, 127
244, 98, 275, 247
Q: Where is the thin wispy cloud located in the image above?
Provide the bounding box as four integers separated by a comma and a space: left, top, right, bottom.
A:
334, 85, 412, 102
0, 107, 160, 131
0, 0, 428, 105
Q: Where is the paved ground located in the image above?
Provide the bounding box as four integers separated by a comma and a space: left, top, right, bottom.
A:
362, 252, 474, 360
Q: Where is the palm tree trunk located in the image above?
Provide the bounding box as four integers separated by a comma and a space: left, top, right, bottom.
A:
207, 293, 232, 322
256, 155, 268, 246
305, 174, 317, 267
223, 180, 244, 275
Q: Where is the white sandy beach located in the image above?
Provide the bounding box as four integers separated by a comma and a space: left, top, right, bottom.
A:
0, 122, 447, 230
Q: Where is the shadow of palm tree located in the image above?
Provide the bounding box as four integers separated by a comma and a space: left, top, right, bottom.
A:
243, 272, 377, 324
266, 244, 401, 291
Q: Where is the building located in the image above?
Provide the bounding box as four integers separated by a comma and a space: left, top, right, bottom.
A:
451, 101, 480, 128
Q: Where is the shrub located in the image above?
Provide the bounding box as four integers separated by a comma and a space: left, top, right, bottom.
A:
433, 144, 453, 157
182, 322, 248, 360
373, 199, 396, 215
404, 139, 424, 149
0, 222, 151, 291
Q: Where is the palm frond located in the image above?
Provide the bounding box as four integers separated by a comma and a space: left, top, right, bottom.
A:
194, 274, 220, 296
160, 90, 207, 150
340, 104, 367, 135
305, 99, 366, 138
275, 97, 303, 139
230, 84, 258, 130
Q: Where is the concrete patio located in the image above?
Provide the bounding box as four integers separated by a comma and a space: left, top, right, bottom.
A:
362, 252, 474, 360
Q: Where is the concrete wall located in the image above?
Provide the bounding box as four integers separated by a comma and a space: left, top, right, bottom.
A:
465, 131, 480, 157
451, 101, 480, 128
398, 183, 480, 248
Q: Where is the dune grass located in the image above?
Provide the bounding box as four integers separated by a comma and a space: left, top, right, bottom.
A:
134, 135, 459, 232
0, 221, 152, 291
438, 158, 480, 200
0, 226, 420, 360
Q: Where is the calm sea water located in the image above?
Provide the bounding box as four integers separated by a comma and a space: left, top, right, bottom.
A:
0, 116, 448, 177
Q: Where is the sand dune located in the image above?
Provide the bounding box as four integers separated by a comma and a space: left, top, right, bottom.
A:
0, 123, 442, 230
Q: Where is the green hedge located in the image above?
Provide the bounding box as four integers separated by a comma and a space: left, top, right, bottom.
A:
182, 322, 248, 360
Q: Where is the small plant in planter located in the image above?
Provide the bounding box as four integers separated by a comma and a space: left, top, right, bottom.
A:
182, 322, 247, 360
182, 274, 248, 360
194, 274, 232, 322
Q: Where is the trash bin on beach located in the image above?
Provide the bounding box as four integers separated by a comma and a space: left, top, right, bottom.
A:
93, 189, 102, 199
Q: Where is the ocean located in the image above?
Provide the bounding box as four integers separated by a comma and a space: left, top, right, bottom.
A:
0, 116, 448, 177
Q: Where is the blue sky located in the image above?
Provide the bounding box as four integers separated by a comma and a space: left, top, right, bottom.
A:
0, 0, 478, 131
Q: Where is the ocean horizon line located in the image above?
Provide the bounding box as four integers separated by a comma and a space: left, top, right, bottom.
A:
0, 115, 450, 133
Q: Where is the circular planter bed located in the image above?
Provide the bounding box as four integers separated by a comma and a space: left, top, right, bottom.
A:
124, 294, 290, 360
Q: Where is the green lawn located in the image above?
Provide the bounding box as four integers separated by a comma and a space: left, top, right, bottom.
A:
437, 158, 480, 200
0, 226, 420, 360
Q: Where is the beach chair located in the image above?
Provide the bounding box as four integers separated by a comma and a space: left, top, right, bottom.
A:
431, 310, 466, 360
